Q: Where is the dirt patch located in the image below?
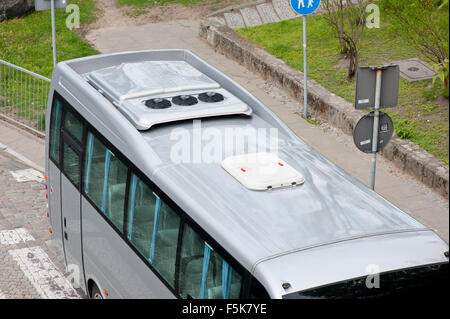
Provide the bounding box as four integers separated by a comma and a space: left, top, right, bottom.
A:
77, 0, 242, 44
334, 56, 349, 70
127, 0, 243, 24
435, 95, 450, 108
79, 0, 241, 31
77, 0, 132, 34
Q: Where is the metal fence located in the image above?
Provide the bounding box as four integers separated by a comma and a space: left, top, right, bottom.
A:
0, 59, 51, 137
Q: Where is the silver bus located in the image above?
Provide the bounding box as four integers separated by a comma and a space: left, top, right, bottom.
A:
45, 50, 448, 299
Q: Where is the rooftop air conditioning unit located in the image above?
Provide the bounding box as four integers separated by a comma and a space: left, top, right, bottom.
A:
222, 152, 305, 191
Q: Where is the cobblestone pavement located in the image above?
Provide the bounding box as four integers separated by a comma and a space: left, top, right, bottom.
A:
0, 153, 83, 299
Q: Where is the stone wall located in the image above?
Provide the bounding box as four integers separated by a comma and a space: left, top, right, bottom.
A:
199, 18, 449, 198
1, 0, 35, 22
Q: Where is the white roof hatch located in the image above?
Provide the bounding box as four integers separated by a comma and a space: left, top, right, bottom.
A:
222, 152, 305, 191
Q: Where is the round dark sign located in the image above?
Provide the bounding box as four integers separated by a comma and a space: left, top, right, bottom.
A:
353, 111, 394, 153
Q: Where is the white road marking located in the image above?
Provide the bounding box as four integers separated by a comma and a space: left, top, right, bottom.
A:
10, 168, 45, 183
0, 290, 5, 299
0, 228, 35, 246
8, 247, 80, 299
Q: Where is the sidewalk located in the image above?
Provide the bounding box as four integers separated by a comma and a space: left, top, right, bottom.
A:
0, 120, 45, 172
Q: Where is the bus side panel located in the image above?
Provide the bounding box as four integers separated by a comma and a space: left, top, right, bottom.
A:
48, 161, 64, 259
81, 198, 176, 299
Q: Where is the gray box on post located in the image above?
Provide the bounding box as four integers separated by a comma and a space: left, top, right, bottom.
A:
35, 0, 67, 11
355, 65, 400, 110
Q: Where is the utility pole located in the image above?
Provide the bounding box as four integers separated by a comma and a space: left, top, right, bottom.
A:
370, 68, 382, 190
51, 0, 57, 67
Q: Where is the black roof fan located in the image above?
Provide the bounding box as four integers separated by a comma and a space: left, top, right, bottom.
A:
172, 95, 198, 106
145, 98, 172, 109
198, 92, 224, 103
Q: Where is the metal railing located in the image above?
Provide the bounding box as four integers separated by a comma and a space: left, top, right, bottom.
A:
0, 59, 51, 137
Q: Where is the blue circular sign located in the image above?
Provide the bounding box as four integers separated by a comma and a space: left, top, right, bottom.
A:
290, 0, 321, 15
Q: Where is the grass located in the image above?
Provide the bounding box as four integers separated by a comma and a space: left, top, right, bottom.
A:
0, 0, 99, 130
0, 0, 98, 78
306, 118, 320, 126
237, 10, 449, 165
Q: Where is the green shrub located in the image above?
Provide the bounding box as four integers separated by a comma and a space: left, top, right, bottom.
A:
381, 0, 449, 65
432, 59, 449, 97
395, 119, 416, 140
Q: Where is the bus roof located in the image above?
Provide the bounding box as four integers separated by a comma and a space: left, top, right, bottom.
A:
140, 113, 432, 264
57, 50, 448, 297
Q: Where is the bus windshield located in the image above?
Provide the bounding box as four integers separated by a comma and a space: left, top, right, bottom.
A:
283, 263, 448, 299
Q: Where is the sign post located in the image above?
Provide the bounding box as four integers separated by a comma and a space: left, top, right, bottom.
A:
35, 0, 68, 67
353, 65, 400, 190
290, 0, 321, 119
51, 0, 57, 67
302, 15, 307, 119
370, 68, 382, 190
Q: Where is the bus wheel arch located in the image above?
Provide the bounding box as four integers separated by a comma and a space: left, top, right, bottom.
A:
87, 278, 103, 299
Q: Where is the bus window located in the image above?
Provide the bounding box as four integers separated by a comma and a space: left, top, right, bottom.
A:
152, 200, 180, 288
84, 131, 127, 232
63, 142, 80, 187
61, 108, 83, 187
105, 153, 127, 231
64, 108, 83, 143
84, 132, 107, 207
49, 98, 62, 164
126, 174, 158, 259
179, 224, 243, 299
126, 174, 180, 287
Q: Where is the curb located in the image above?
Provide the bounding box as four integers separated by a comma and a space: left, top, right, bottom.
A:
199, 19, 449, 198
0, 141, 45, 174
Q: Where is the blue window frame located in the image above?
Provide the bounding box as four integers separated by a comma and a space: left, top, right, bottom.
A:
178, 224, 243, 299
126, 173, 180, 288
84, 131, 127, 233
